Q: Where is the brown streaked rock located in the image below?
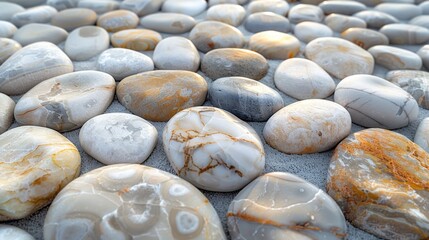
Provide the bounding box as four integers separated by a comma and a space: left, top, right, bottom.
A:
111, 29, 162, 51
341, 27, 389, 49
248, 31, 300, 60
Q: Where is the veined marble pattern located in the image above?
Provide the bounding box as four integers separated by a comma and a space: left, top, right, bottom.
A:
386, 70, 429, 109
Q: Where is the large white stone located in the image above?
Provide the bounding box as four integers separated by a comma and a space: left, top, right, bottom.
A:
153, 36, 200, 72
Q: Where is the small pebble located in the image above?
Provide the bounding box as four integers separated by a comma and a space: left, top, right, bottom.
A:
120, 0, 164, 16
319, 1, 366, 15
409, 15, 429, 29
47, 0, 79, 11
77, 0, 119, 14
386, 70, 429, 109
374, 3, 422, 21
368, 45, 422, 70
0, 225, 34, 240
0, 2, 24, 21
13, 23, 68, 46
206, 4, 246, 27
0, 93, 15, 134
353, 10, 399, 29
153, 36, 200, 72
341, 27, 389, 49
247, 0, 290, 16
162, 0, 207, 16
293, 21, 333, 43
111, 29, 162, 51
11, 5, 57, 27
421, 1, 429, 15
325, 13, 367, 32
3, 0, 45, 8
244, 12, 290, 33
140, 13, 196, 34
0, 20, 17, 38
0, 38, 21, 64
51, 8, 97, 31
65, 26, 110, 61
414, 117, 429, 152
380, 23, 429, 45
97, 9, 139, 32
418, 44, 429, 69
248, 30, 300, 60
288, 4, 324, 24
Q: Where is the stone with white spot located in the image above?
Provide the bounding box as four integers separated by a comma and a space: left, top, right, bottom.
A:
65, 26, 110, 61
153, 37, 200, 72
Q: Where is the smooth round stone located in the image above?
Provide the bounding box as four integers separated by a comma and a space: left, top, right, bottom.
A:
77, 0, 119, 14
51, 8, 97, 32
0, 38, 21, 65
380, 23, 429, 45
325, 14, 367, 32
0, 2, 24, 21
335, 74, 419, 129
374, 3, 421, 21
47, 0, 79, 10
0, 93, 15, 134
44, 165, 227, 240
120, 0, 164, 16
11, 6, 57, 27
140, 13, 196, 34
201, 48, 268, 80
410, 15, 429, 29
153, 37, 200, 72
274, 58, 335, 100
14, 71, 115, 132
97, 48, 154, 81
3, 0, 46, 8
0, 42, 73, 96
163, 106, 265, 192
368, 45, 422, 70
293, 21, 333, 43
247, 0, 289, 16
415, 118, 429, 152
189, 21, 244, 53
327, 128, 429, 239
418, 45, 429, 69
0, 20, 17, 37
111, 29, 162, 51
386, 70, 429, 109
209, 0, 247, 5
13, 23, 68, 46
117, 71, 208, 122
0, 225, 34, 240
162, 0, 207, 16
79, 113, 158, 165
319, 1, 366, 15
209, 77, 284, 121
353, 10, 399, 29
206, 4, 245, 27
244, 12, 290, 33
228, 172, 347, 240
97, 10, 139, 32
65, 26, 109, 61
264, 99, 351, 154
341, 27, 389, 49
288, 4, 324, 24
0, 126, 80, 221
421, 1, 429, 15
305, 37, 374, 80
248, 31, 300, 60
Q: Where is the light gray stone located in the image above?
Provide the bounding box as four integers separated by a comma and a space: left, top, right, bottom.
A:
244, 12, 290, 33
319, 1, 366, 15
13, 23, 68, 46
418, 44, 429, 69
140, 13, 196, 34
386, 70, 429, 109
1, 0, 46, 8
11, 6, 58, 27
0, 38, 21, 64
288, 4, 324, 24
206, 4, 246, 27
0, 2, 24, 21
65, 26, 110, 61
410, 15, 429, 29
325, 13, 367, 32
368, 45, 422, 70
415, 117, 429, 152
162, 0, 207, 16
47, 0, 80, 11
294, 21, 333, 43
247, 0, 289, 16
51, 8, 97, 32
0, 20, 17, 38
374, 3, 422, 21
353, 10, 399, 29
96, 9, 139, 32
0, 93, 15, 134
380, 24, 429, 45
77, 0, 120, 14
0, 225, 34, 240
153, 36, 200, 72
120, 0, 164, 16
341, 27, 389, 49
421, 1, 429, 15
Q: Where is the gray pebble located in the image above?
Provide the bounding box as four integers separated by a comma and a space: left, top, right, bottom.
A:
380, 23, 429, 45
77, 0, 120, 14
341, 27, 389, 49
47, 0, 80, 11
0, 21, 17, 38
51, 8, 97, 32
13, 23, 68, 46
410, 15, 429, 29
247, 0, 289, 16
0, 2, 24, 21
288, 4, 324, 24
0, 38, 21, 65
153, 36, 200, 72
374, 3, 422, 21
325, 13, 367, 32
319, 1, 366, 15
120, 0, 164, 17
294, 21, 333, 43
386, 70, 429, 109
353, 10, 399, 29
368, 45, 422, 70
65, 26, 110, 61
418, 45, 429, 69
11, 6, 58, 27
140, 13, 196, 34
244, 12, 290, 33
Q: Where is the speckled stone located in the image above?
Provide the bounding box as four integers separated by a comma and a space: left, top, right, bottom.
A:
380, 23, 429, 45
189, 21, 244, 53
368, 45, 422, 70
0, 225, 34, 240
325, 14, 367, 32
410, 15, 429, 29
120, 0, 164, 16
46, 0, 80, 11
353, 10, 399, 29
341, 27, 389, 49
140, 13, 196, 34
206, 4, 246, 27
117, 71, 208, 122
11, 6, 57, 27
111, 29, 162, 51
153, 37, 200, 72
248, 31, 300, 60
415, 117, 429, 152
0, 93, 15, 134
163, 106, 265, 192
44, 164, 227, 240
264, 99, 351, 154
288, 4, 324, 24
162, 0, 207, 16
418, 45, 429, 69
0, 2, 24, 21
97, 10, 139, 32
244, 12, 290, 33
305, 37, 374, 79
274, 58, 335, 100
97, 48, 154, 81
14, 71, 115, 132
319, 1, 366, 15
327, 128, 429, 239
0, 42, 73, 95
77, 0, 119, 14
13, 23, 68, 46
65, 26, 110, 61
335, 74, 419, 129
201, 48, 268, 80
0, 38, 21, 65
386, 70, 429, 109
51, 8, 97, 31
0, 20, 17, 37
0, 126, 80, 221
209, 77, 284, 121
247, 0, 289, 16
374, 3, 421, 20
293, 21, 333, 43
228, 172, 347, 239
79, 113, 158, 165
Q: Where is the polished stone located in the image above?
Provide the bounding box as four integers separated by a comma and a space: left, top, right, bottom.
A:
206, 4, 246, 27
0, 38, 21, 64
325, 13, 367, 32
77, 0, 119, 14
248, 31, 300, 60
162, 0, 207, 16
11, 6, 57, 27
13, 23, 68, 46
153, 37, 200, 72
140, 13, 196, 34
0, 20, 17, 38
380, 23, 429, 45
0, 2, 24, 21
120, 0, 164, 16
0, 93, 15, 134
46, 0, 79, 11
374, 3, 421, 20
65, 26, 110, 61
386, 70, 429, 109
244, 12, 290, 33
418, 45, 429, 69
111, 29, 162, 51
51, 8, 97, 31
247, 0, 289, 16
368, 45, 422, 70
319, 1, 366, 15
293, 21, 333, 43
353, 10, 399, 29
288, 4, 324, 24
0, 225, 34, 240
97, 9, 139, 32
341, 27, 389, 49
415, 117, 429, 152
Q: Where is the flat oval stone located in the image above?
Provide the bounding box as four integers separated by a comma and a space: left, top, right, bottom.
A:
153, 36, 200, 72
189, 21, 244, 53
353, 10, 399, 29
327, 128, 429, 239
288, 4, 324, 24
0, 225, 34, 240
163, 106, 265, 192
13, 23, 68, 46
415, 117, 429, 152
368, 45, 422, 70
51, 8, 97, 31
0, 2, 24, 21
14, 71, 115, 132
209, 77, 284, 121
120, 0, 164, 16
0, 20, 17, 37
0, 42, 73, 95
374, 3, 421, 20
46, 0, 80, 11
97, 48, 154, 81
305, 37, 374, 79
263, 99, 351, 154
140, 13, 196, 34
421, 1, 429, 15
341, 27, 389, 49
410, 15, 429, 29
209, 0, 247, 5
244, 12, 290, 33
11, 6, 57, 27
380, 23, 429, 44
117, 71, 208, 122
77, 0, 119, 14
111, 29, 162, 51
97, 10, 139, 32
44, 164, 227, 240
293, 21, 333, 43
325, 13, 367, 32
335, 74, 419, 129
0, 93, 15, 134
79, 113, 158, 165
248, 31, 300, 60
319, 1, 366, 15
386, 70, 429, 109
0, 38, 21, 64
65, 26, 109, 61
1, 0, 45, 8
162, 0, 207, 16
201, 48, 268, 80
418, 44, 429, 69
206, 4, 246, 27
0, 126, 80, 221
247, 0, 289, 16
228, 172, 347, 239
274, 58, 335, 99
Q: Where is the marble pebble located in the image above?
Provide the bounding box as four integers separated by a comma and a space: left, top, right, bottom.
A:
415, 117, 429, 152
0, 93, 15, 134
247, 0, 290, 16
209, 0, 247, 5
44, 164, 227, 239
386, 70, 429, 109
206, 4, 246, 27
410, 15, 429, 29
162, 0, 207, 17
0, 225, 34, 240
77, 0, 119, 14
0, 20, 17, 38
341, 27, 389, 49
120, 0, 164, 16
163, 106, 265, 192
111, 29, 162, 51
47, 0, 80, 11
0, 126, 81, 221
325, 13, 367, 33
418, 45, 429, 69
51, 8, 97, 32
65, 26, 110, 61
0, 38, 21, 65
248, 30, 300, 60
79, 113, 158, 165
97, 10, 139, 32
380, 23, 429, 45
368, 45, 422, 70
13, 23, 68, 46
14, 71, 115, 132
4, 0, 46, 8
353, 10, 399, 29
335, 74, 419, 129
288, 4, 324, 24
293, 21, 333, 43
11, 6, 57, 27
153, 36, 200, 72
140, 13, 196, 34
319, 1, 366, 15
0, 2, 24, 21
244, 12, 290, 33
374, 3, 421, 21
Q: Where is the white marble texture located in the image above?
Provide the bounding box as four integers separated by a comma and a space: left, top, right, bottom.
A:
153, 36, 200, 72
0, 93, 15, 134
0, 225, 34, 240
140, 13, 196, 34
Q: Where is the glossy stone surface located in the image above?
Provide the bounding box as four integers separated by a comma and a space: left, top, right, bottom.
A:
288, 4, 324, 24
140, 13, 196, 34
46, 0, 79, 11
353, 10, 399, 29
206, 4, 245, 27
162, 0, 207, 16
0, 20, 17, 38
247, 0, 289, 15
11, 6, 57, 27
341, 27, 389, 49
0, 38, 21, 64
418, 45, 429, 69
327, 128, 429, 239
0, 126, 80, 221
14, 71, 115, 132
0, 2, 24, 21
0, 225, 34, 240
77, 0, 119, 14
65, 26, 109, 61
374, 3, 421, 20
111, 29, 162, 51
325, 13, 367, 32
79, 113, 158, 165
319, 1, 366, 15
228, 172, 347, 239
120, 0, 164, 16
244, 12, 290, 33
51, 8, 97, 31
380, 23, 429, 45
153, 36, 200, 72
410, 15, 429, 29
368, 45, 422, 70
415, 117, 429, 152
44, 164, 227, 240
386, 70, 429, 109
248, 31, 300, 60
13, 23, 68, 46
97, 10, 139, 32
163, 106, 265, 192
0, 93, 14, 134
294, 21, 333, 43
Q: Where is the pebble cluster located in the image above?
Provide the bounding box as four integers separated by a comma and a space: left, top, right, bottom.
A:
1, 0, 429, 239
